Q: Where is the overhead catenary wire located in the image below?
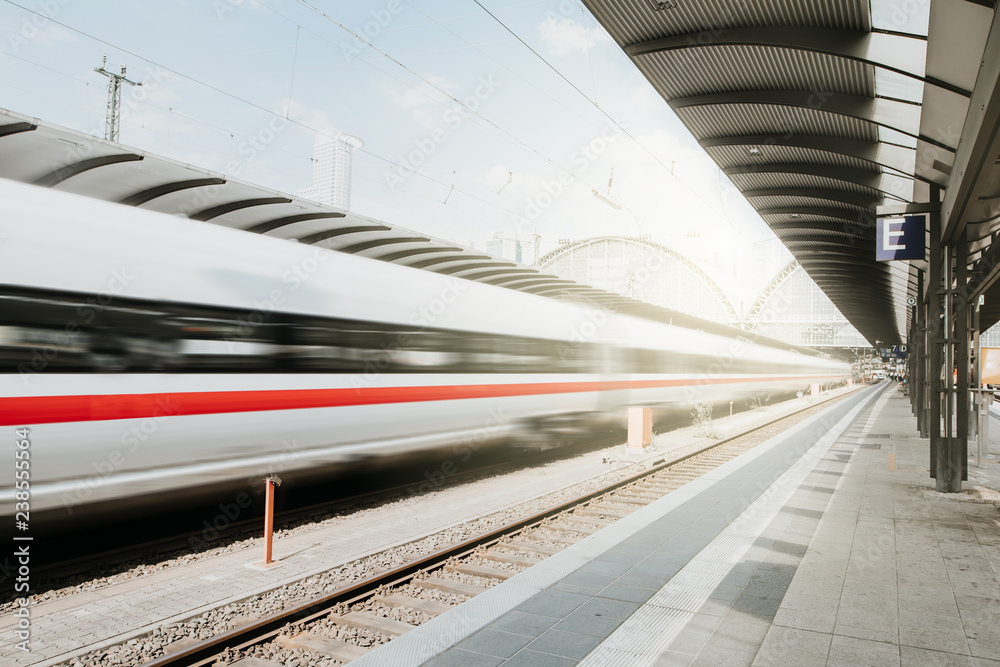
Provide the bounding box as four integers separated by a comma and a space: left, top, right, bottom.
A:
290, 0, 617, 201
469, 0, 734, 224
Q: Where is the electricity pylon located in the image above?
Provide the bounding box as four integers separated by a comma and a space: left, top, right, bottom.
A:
94, 55, 141, 142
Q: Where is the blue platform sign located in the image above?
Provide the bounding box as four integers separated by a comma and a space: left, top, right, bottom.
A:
879, 345, 907, 359
876, 215, 925, 261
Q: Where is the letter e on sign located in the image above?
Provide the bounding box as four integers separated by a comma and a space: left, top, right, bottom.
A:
876, 214, 925, 261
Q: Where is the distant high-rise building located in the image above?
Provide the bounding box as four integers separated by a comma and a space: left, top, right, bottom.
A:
487, 231, 539, 265
488, 233, 521, 263
487, 231, 540, 265
299, 129, 364, 210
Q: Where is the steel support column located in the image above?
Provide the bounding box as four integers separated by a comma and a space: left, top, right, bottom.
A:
915, 269, 927, 435
956, 230, 970, 483
934, 210, 964, 492
929, 202, 942, 481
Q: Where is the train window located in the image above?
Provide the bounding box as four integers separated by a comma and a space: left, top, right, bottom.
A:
0, 286, 830, 376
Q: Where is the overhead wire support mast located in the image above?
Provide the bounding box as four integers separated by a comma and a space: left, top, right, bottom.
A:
94, 55, 141, 143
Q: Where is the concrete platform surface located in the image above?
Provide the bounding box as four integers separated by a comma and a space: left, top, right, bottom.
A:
355, 383, 1000, 667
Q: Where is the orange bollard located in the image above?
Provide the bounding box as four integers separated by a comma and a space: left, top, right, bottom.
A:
263, 477, 275, 564
249, 474, 283, 570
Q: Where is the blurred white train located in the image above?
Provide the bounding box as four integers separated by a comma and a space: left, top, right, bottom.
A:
0, 178, 850, 520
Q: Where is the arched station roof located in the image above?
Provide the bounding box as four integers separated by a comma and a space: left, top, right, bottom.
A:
537, 236, 740, 323
581, 0, 1000, 345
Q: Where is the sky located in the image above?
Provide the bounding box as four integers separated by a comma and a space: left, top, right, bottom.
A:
0, 0, 797, 304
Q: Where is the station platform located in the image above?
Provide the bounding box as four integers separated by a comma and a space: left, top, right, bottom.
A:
354, 383, 1000, 667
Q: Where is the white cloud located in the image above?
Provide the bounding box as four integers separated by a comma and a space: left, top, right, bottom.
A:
30, 25, 78, 50
284, 98, 333, 134
378, 74, 454, 111
537, 17, 608, 56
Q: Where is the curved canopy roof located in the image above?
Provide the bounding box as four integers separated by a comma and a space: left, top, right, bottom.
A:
582, 0, 1000, 345
0, 107, 820, 356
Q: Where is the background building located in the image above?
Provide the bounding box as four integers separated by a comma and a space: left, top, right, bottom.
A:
486, 231, 538, 265
744, 261, 868, 348
538, 236, 868, 351
299, 129, 364, 210
538, 237, 741, 326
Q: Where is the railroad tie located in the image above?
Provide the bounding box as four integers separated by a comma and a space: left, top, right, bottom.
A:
504, 539, 561, 555
483, 550, 541, 567
563, 515, 607, 529
229, 658, 287, 667
529, 530, 578, 544
413, 575, 490, 596
445, 562, 517, 580
611, 492, 657, 503
545, 521, 599, 535
375, 593, 452, 617
328, 611, 416, 637
576, 504, 631, 518
277, 632, 371, 661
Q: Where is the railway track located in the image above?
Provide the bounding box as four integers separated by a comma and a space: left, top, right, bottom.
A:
141, 390, 853, 667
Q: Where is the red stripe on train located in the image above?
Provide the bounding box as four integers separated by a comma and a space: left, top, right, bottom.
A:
0, 375, 846, 426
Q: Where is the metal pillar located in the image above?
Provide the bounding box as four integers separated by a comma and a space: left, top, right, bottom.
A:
938, 234, 955, 489
929, 203, 942, 481
915, 270, 927, 436
934, 207, 964, 493
956, 230, 969, 483
972, 297, 984, 465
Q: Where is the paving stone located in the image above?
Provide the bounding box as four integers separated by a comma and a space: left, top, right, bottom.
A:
458, 629, 535, 659
504, 649, 576, 666
597, 582, 656, 603
899, 645, 976, 666
753, 626, 831, 666
514, 590, 589, 618
525, 628, 604, 660
423, 648, 505, 667
553, 607, 624, 637
490, 610, 560, 637
652, 649, 695, 666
